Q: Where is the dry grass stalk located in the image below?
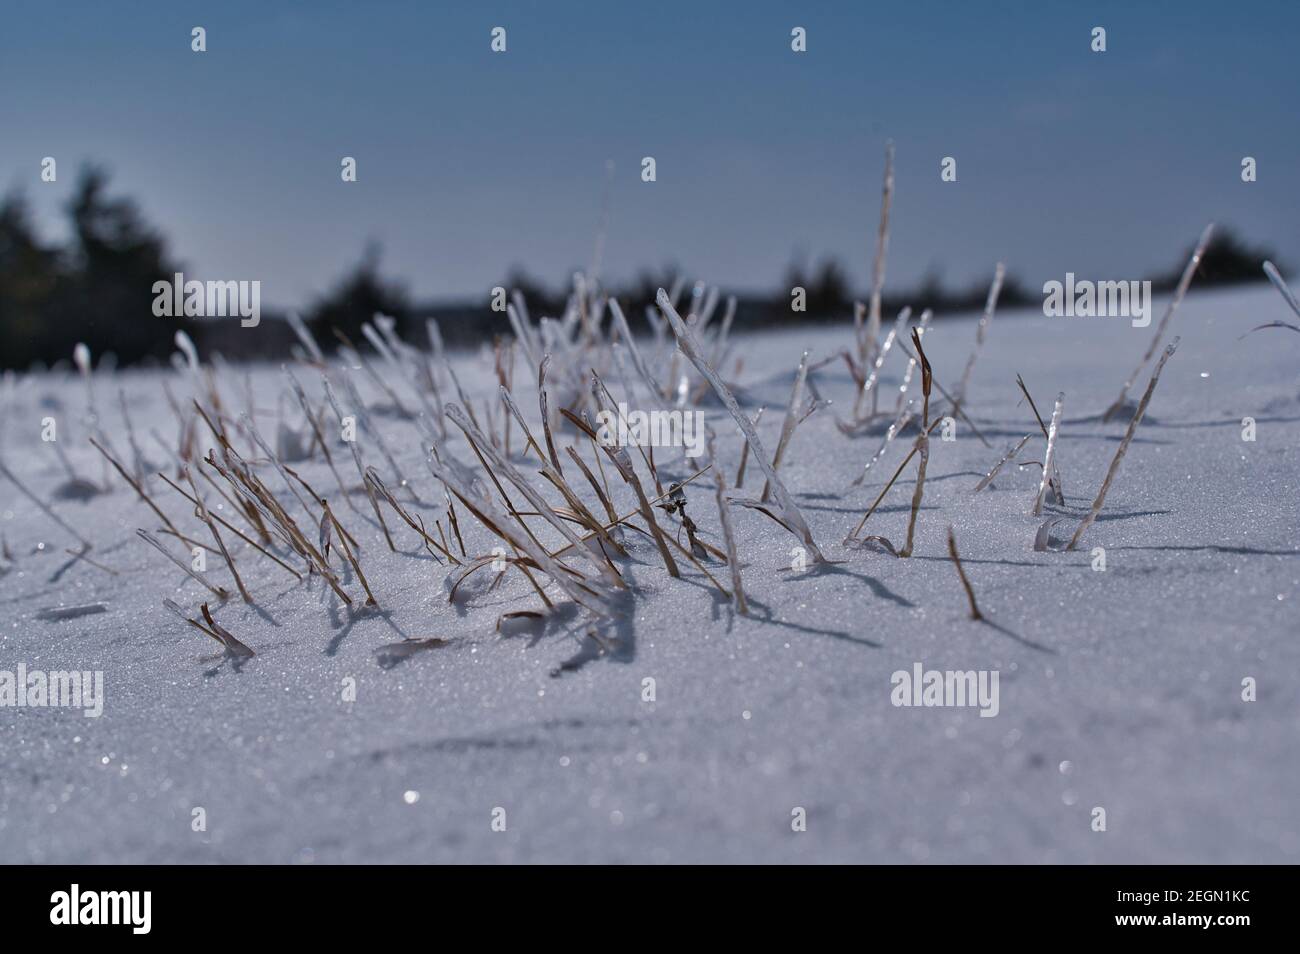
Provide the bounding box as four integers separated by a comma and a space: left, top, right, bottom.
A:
182, 468, 252, 603
1262, 261, 1300, 319
286, 311, 325, 366
117, 387, 149, 485
365, 317, 439, 426
954, 262, 1006, 406
203, 453, 301, 557
851, 402, 914, 488
545, 463, 713, 558
199, 602, 255, 657
733, 407, 764, 489
858, 140, 894, 373
898, 329, 932, 558
1069, 339, 1180, 550
537, 356, 566, 478
1104, 225, 1212, 421
1031, 393, 1064, 517
283, 366, 350, 504
137, 528, 229, 600
894, 309, 933, 413
320, 498, 377, 606
565, 446, 617, 523
657, 289, 826, 563
337, 371, 408, 491
761, 351, 809, 503
334, 330, 411, 418
847, 418, 939, 541
87, 436, 188, 547
497, 385, 547, 462
241, 412, 318, 517
609, 298, 664, 402
0, 457, 92, 548
281, 466, 360, 551
946, 526, 983, 621
1242, 263, 1300, 337
589, 371, 663, 496
364, 467, 453, 563
708, 430, 747, 615
194, 458, 272, 543
972, 434, 1033, 493
322, 377, 396, 551
164, 599, 239, 654
56, 546, 114, 576
892, 337, 991, 448
1016, 374, 1065, 504
855, 307, 909, 421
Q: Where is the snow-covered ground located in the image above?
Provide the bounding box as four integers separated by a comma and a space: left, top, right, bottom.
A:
1, 284, 1297, 863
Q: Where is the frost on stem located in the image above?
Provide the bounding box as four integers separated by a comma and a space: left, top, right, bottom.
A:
656, 288, 826, 564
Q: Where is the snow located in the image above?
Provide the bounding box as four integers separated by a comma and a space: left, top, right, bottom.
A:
1, 284, 1297, 863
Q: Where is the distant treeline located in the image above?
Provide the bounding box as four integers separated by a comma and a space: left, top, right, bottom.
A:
0, 167, 1286, 370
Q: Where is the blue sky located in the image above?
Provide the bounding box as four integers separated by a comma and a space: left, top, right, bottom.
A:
2, 0, 1296, 309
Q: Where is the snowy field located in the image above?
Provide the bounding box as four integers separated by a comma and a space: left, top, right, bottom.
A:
1, 283, 1297, 864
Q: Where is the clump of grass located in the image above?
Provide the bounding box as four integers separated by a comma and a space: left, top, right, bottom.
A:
429, 454, 608, 615
447, 401, 624, 590
657, 288, 827, 563
205, 447, 354, 605
848, 307, 909, 426
847, 327, 934, 556
560, 402, 680, 579
1069, 338, 1180, 550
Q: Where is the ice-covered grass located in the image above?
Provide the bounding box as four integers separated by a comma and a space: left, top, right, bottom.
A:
0, 282, 1297, 863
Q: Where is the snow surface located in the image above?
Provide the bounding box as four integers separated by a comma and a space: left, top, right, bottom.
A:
1, 284, 1297, 863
